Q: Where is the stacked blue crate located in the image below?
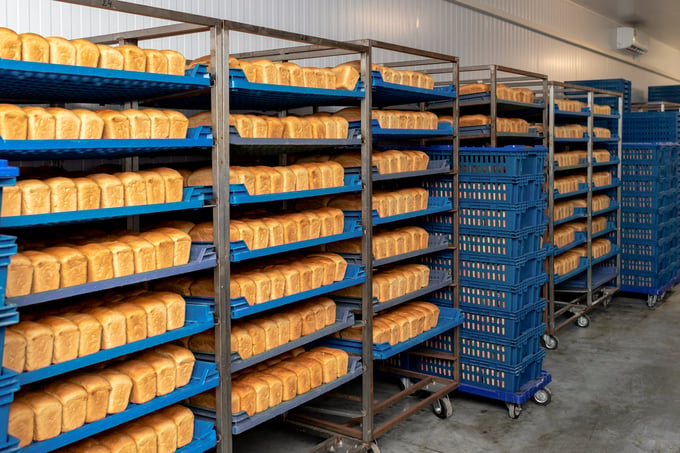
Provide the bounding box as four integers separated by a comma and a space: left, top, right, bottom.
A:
565, 79, 632, 113
620, 143, 680, 301
456, 146, 551, 412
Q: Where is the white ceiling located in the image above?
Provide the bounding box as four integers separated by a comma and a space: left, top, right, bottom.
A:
573, 0, 680, 49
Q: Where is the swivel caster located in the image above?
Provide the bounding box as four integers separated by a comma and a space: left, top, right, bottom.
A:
367, 442, 381, 453
398, 377, 413, 392
533, 387, 552, 406
542, 334, 559, 350
506, 403, 522, 419
576, 314, 590, 328
647, 295, 659, 309
432, 396, 453, 419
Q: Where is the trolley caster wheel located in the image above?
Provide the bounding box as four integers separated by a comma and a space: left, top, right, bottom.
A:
398, 377, 413, 392
506, 403, 522, 419
367, 442, 381, 453
576, 315, 590, 328
542, 334, 559, 350
533, 387, 552, 406
647, 295, 659, 309
603, 297, 611, 308
432, 396, 453, 419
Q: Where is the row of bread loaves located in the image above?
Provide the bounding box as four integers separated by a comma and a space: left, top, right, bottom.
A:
327, 227, 429, 260
334, 108, 439, 130
7, 227, 191, 297
327, 188, 429, 218
186, 161, 345, 195
54, 405, 194, 453
0, 27, 185, 74
188, 346, 350, 416
188, 297, 337, 360
459, 83, 535, 103
188, 207, 345, 248
0, 105, 188, 140
188, 111, 349, 139
333, 264, 431, 303
154, 252, 347, 306
3, 291, 186, 373
334, 302, 440, 345
459, 114, 529, 132
295, 149, 430, 174
8, 344, 195, 446
2, 167, 185, 217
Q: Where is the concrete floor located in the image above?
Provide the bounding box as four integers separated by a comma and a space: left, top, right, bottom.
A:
234, 292, 680, 453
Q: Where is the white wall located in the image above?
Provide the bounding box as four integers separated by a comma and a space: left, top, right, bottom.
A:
2, 0, 679, 101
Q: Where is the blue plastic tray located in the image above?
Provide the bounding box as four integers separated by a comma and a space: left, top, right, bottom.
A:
461, 323, 544, 364
229, 172, 361, 205
229, 216, 361, 262
0, 161, 18, 179
229, 125, 362, 151
552, 231, 587, 256
554, 209, 587, 226
190, 356, 363, 435
349, 119, 454, 140
593, 134, 620, 143
0, 126, 212, 160
0, 186, 211, 228
16, 301, 214, 386
460, 273, 547, 314
554, 256, 589, 285
322, 307, 463, 360
622, 143, 678, 164
176, 419, 217, 453
0, 58, 210, 104
593, 155, 620, 167
344, 159, 451, 182
459, 145, 547, 179
458, 92, 544, 109
459, 125, 542, 139
460, 248, 548, 286
623, 112, 680, 142
191, 305, 355, 373
553, 105, 590, 117
554, 136, 589, 143
19, 361, 219, 453
7, 243, 216, 307
458, 370, 552, 405
337, 234, 449, 267
343, 197, 452, 228
459, 202, 547, 232
459, 175, 545, 206
229, 68, 364, 110
460, 224, 546, 258
183, 264, 365, 319
460, 299, 545, 338
371, 70, 456, 107
559, 265, 619, 291
460, 349, 545, 393
332, 269, 452, 314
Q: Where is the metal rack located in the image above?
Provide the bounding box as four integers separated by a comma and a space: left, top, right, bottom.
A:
543, 82, 623, 349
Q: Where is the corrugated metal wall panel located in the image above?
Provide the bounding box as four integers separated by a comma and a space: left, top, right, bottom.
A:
1, 0, 678, 100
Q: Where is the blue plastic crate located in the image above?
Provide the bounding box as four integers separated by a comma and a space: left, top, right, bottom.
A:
621, 250, 674, 273
622, 188, 677, 211
460, 201, 547, 232
0, 370, 19, 451
460, 175, 545, 206
460, 299, 545, 338
460, 273, 547, 313
623, 112, 680, 142
622, 177, 676, 194
648, 85, 680, 103
460, 248, 548, 287
622, 163, 676, 181
461, 324, 544, 365
621, 224, 676, 246
622, 204, 676, 226
458, 145, 547, 179
459, 224, 546, 257
460, 349, 546, 393
622, 143, 678, 164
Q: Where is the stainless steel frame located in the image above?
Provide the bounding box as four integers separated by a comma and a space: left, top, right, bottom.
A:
544, 82, 622, 346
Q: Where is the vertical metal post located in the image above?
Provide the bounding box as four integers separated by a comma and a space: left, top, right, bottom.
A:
210, 21, 233, 453
547, 84, 556, 334
121, 37, 140, 232
490, 65, 497, 147
586, 90, 594, 306
452, 59, 460, 384
616, 94, 623, 289
360, 48, 374, 444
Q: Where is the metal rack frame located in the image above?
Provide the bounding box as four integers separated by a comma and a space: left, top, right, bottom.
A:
544, 81, 623, 348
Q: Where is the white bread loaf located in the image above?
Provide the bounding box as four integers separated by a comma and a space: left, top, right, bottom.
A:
6, 252, 33, 298
23, 250, 60, 293
96, 432, 137, 453
154, 344, 195, 387
23, 106, 56, 139
82, 306, 126, 349
43, 381, 87, 432
143, 49, 168, 74
37, 315, 79, 364
10, 321, 53, 371
8, 401, 33, 447
61, 312, 102, 357
110, 359, 157, 404
0, 104, 27, 139
17, 179, 50, 214
46, 107, 81, 139
116, 45, 146, 71
19, 33, 49, 63
120, 422, 157, 452
159, 405, 195, 448
15, 392, 61, 441
0, 28, 21, 60
161, 50, 186, 76
65, 373, 112, 423
97, 44, 124, 69
71, 39, 99, 67
137, 351, 177, 396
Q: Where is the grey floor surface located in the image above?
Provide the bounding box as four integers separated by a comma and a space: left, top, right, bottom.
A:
233, 293, 680, 453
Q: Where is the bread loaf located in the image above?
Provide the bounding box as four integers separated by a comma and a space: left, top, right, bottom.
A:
10, 321, 53, 371
137, 351, 177, 396
23, 250, 60, 293
154, 344, 195, 387
82, 306, 126, 349
17, 179, 50, 214
43, 381, 87, 432
0, 28, 21, 60
1, 185, 21, 217
7, 252, 33, 298
158, 405, 194, 448
120, 422, 157, 453
97, 44, 124, 69
71, 39, 99, 67
8, 401, 33, 447
61, 312, 102, 357
0, 104, 27, 139
65, 373, 112, 423
37, 315, 79, 364
15, 392, 61, 441
19, 33, 49, 63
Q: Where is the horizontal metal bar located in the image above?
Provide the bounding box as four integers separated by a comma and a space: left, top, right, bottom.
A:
551, 81, 624, 97
287, 414, 362, 440
381, 58, 452, 68
461, 64, 547, 80
55, 0, 222, 26
235, 46, 356, 62
85, 23, 208, 44
349, 39, 458, 63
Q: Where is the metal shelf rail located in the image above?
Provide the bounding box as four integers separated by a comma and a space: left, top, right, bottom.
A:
543, 82, 623, 349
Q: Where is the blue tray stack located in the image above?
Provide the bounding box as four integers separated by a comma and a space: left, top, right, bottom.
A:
0, 59, 219, 451
648, 85, 680, 104
457, 146, 550, 405
621, 112, 680, 304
